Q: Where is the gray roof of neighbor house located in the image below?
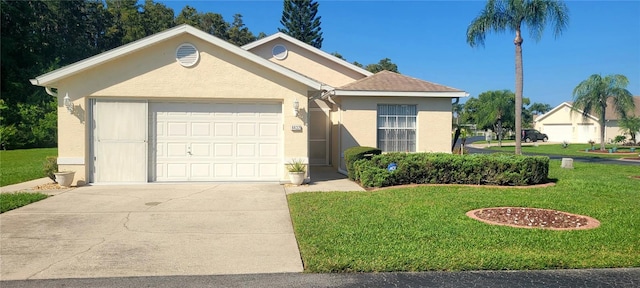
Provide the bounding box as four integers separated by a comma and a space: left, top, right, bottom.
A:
338, 70, 463, 92
605, 96, 640, 120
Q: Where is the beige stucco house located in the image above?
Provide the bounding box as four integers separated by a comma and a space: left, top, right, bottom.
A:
30, 25, 467, 185
534, 97, 640, 143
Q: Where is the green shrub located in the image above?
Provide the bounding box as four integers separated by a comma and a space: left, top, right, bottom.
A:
344, 146, 382, 180
355, 153, 549, 188
43, 156, 58, 182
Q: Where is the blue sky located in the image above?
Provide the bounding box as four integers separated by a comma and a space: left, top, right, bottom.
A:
160, 0, 640, 107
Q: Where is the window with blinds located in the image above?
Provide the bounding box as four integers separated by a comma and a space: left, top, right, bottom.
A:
377, 104, 417, 152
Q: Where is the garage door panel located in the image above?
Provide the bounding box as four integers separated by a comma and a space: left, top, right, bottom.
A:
191, 123, 211, 136
215, 123, 234, 136
259, 164, 279, 177
151, 102, 282, 181
214, 144, 233, 157
190, 163, 211, 178
260, 123, 279, 136
237, 143, 255, 157
191, 143, 211, 156
259, 143, 278, 157
167, 163, 187, 177
237, 123, 256, 136
214, 164, 233, 177
237, 164, 257, 177
167, 143, 188, 156
168, 122, 188, 136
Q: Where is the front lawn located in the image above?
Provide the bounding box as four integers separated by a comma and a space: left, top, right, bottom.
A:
0, 192, 48, 213
0, 148, 57, 186
288, 161, 640, 272
486, 144, 638, 159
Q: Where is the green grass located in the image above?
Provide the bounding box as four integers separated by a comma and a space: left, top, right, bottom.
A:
288, 161, 640, 272
0, 148, 58, 186
0, 192, 48, 213
486, 144, 638, 159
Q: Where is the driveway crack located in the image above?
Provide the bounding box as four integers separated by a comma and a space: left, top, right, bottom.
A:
25, 237, 107, 280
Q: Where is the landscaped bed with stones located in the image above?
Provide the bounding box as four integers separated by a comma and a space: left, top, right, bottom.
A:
467, 207, 600, 230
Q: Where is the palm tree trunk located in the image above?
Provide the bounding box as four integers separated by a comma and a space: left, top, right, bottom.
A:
514, 32, 523, 155
600, 105, 606, 151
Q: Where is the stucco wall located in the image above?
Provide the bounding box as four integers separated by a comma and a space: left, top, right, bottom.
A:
247, 38, 365, 87
52, 34, 312, 183
338, 96, 452, 171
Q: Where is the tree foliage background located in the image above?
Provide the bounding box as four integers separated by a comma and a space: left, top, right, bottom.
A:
278, 0, 323, 48
0, 0, 263, 149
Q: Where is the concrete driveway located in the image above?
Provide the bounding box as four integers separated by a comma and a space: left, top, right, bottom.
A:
0, 184, 302, 280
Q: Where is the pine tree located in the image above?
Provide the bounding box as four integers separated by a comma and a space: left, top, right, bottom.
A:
278, 0, 323, 48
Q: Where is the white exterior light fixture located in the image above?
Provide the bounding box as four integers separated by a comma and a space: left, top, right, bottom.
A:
63, 93, 74, 113
293, 98, 299, 116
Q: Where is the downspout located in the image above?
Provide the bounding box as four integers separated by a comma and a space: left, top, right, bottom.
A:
320, 89, 337, 105
45, 87, 58, 97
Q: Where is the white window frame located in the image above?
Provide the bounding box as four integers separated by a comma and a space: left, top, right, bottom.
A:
377, 104, 417, 152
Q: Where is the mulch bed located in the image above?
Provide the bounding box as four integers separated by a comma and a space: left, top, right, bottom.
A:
467, 207, 600, 230
31, 183, 70, 190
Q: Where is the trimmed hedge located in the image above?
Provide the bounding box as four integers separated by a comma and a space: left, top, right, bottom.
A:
344, 146, 382, 180
353, 153, 549, 188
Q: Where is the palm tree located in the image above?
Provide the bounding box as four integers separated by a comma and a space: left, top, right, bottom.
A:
572, 74, 635, 150
619, 116, 640, 144
467, 0, 569, 155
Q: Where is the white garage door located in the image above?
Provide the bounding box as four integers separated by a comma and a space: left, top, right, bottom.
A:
542, 124, 572, 142
150, 102, 282, 181
576, 124, 595, 143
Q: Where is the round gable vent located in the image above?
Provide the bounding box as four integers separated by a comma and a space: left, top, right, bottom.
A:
272, 44, 288, 60
176, 43, 199, 67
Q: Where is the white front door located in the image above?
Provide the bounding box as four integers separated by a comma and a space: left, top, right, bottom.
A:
92, 100, 148, 183
150, 102, 282, 181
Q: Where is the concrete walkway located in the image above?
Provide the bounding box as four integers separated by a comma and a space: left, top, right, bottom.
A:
0, 183, 302, 280
284, 166, 365, 193
0, 177, 71, 195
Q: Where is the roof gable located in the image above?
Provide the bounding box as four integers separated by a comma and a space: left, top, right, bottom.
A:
334, 70, 467, 97
536, 101, 599, 122
540, 96, 640, 122
242, 32, 372, 78
31, 25, 326, 90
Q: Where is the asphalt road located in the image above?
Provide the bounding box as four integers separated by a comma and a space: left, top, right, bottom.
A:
2, 268, 639, 288
458, 136, 640, 166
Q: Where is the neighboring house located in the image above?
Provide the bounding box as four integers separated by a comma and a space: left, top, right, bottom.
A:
534, 97, 640, 143
30, 25, 467, 185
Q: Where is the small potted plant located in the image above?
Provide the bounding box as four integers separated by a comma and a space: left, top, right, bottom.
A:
43, 156, 75, 187
588, 139, 595, 151
54, 171, 75, 188
286, 159, 306, 186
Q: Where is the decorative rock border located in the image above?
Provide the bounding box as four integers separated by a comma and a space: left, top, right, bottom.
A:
466, 207, 601, 231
